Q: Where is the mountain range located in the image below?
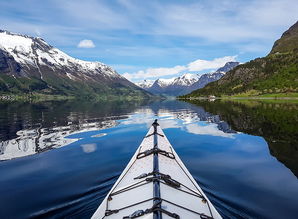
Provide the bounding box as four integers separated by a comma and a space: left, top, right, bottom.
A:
0, 30, 153, 100
136, 61, 239, 96
182, 21, 298, 98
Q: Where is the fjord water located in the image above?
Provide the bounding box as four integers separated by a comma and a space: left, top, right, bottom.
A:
0, 100, 297, 219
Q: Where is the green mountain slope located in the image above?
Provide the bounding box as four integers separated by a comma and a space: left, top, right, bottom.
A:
0, 72, 153, 101
181, 21, 298, 98
270, 21, 298, 54
0, 30, 154, 100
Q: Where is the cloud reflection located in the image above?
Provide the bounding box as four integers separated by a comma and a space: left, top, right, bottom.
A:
186, 123, 236, 138
81, 143, 97, 153
120, 106, 236, 138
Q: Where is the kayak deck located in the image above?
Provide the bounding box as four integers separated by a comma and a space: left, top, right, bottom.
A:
92, 120, 222, 219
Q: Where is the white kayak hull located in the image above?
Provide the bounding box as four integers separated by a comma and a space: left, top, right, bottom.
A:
92, 120, 222, 219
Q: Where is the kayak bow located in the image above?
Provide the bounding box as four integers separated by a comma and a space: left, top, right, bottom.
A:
92, 119, 222, 219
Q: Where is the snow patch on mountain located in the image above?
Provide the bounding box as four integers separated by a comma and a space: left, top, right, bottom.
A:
0, 30, 121, 79
135, 62, 239, 96
155, 78, 176, 87
136, 73, 199, 89
136, 79, 154, 89
173, 73, 199, 86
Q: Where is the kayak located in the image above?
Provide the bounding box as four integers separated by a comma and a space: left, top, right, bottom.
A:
91, 120, 222, 219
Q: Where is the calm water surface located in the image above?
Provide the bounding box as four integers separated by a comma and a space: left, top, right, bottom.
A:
0, 99, 297, 219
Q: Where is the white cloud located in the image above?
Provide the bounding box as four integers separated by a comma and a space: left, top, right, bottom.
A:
146, 65, 187, 76
122, 65, 187, 80
1, 0, 297, 45
187, 56, 237, 72
123, 55, 237, 81
1, 0, 297, 68
57, 0, 131, 30
49, 0, 298, 43
77, 39, 95, 48
152, 0, 298, 42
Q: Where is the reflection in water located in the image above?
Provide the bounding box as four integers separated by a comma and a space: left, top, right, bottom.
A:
174, 111, 237, 134
0, 100, 151, 160
186, 99, 298, 178
185, 122, 235, 138
0, 99, 297, 219
91, 133, 107, 138
81, 144, 97, 153
0, 99, 296, 176
122, 107, 236, 137
0, 120, 116, 160
0, 100, 238, 160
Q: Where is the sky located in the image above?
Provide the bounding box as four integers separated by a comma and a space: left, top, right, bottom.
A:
0, 0, 297, 82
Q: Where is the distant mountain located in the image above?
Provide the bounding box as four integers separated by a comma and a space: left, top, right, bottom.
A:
0, 30, 153, 100
136, 62, 239, 96
182, 21, 298, 98
190, 62, 239, 91
138, 74, 198, 96
146, 74, 200, 96
136, 79, 154, 89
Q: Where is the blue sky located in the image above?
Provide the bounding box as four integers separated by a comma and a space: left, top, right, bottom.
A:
0, 0, 297, 82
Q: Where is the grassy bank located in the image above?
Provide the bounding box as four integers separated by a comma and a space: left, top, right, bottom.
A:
221, 92, 298, 98
0, 93, 75, 102
178, 92, 298, 100
0, 92, 161, 102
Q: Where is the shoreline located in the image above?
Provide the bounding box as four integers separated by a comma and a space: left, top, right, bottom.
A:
177, 97, 298, 100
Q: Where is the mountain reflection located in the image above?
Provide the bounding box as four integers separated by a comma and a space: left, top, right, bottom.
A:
0, 120, 116, 160
0, 99, 238, 160
4, 98, 293, 171
0, 99, 297, 219
0, 100, 150, 160
121, 101, 236, 138
174, 111, 236, 134
185, 99, 298, 178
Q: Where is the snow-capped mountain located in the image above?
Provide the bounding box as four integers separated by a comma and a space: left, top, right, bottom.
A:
154, 78, 176, 87
135, 62, 239, 96
172, 73, 199, 86
0, 30, 151, 99
190, 62, 239, 90
136, 79, 154, 89
0, 30, 120, 79
146, 74, 199, 96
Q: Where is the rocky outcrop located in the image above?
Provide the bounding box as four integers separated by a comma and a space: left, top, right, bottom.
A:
0, 49, 22, 75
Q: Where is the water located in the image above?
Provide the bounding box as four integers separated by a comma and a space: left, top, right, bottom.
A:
0, 99, 297, 219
